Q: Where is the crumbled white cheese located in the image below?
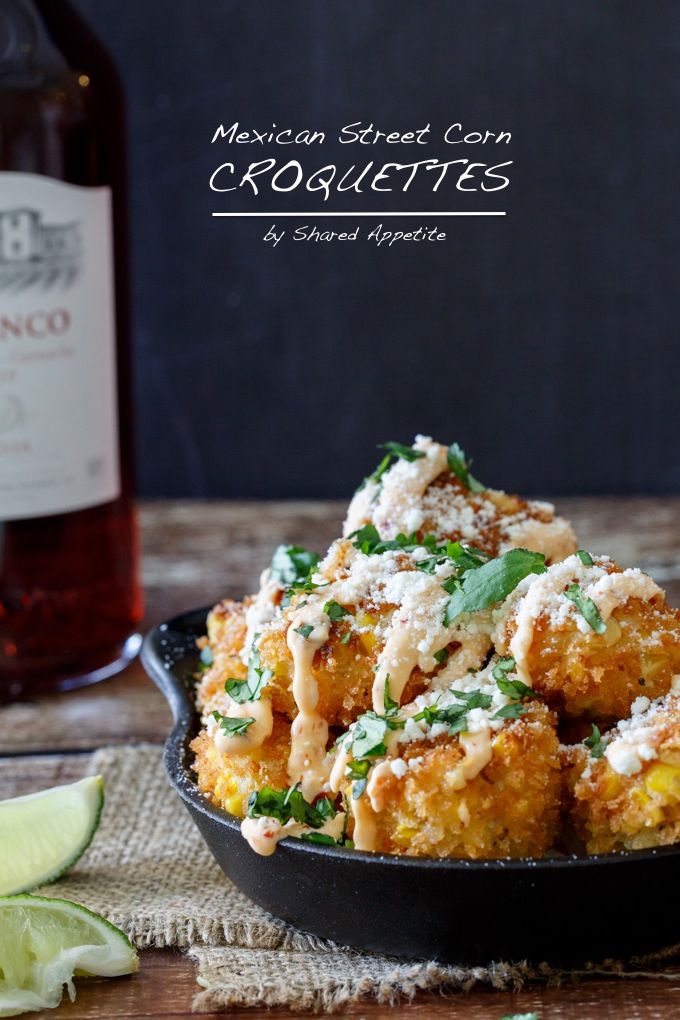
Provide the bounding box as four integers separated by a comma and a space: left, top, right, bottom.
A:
605, 742, 644, 776
631, 695, 651, 716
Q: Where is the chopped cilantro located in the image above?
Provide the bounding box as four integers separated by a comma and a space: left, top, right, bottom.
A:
434, 647, 449, 664
576, 549, 595, 566
351, 713, 390, 759
346, 758, 371, 798
447, 442, 486, 493
444, 548, 546, 626
281, 576, 328, 608
564, 583, 607, 634
212, 710, 255, 737
413, 689, 492, 733
300, 832, 338, 846
269, 544, 319, 586
449, 689, 493, 709
346, 759, 371, 781
349, 524, 419, 556
584, 723, 606, 759
225, 645, 272, 703
247, 785, 336, 828
359, 440, 425, 491
340, 631, 352, 644
492, 656, 515, 683
294, 624, 315, 639
492, 703, 528, 720
324, 599, 350, 621
492, 658, 535, 700
378, 440, 426, 462
383, 676, 399, 715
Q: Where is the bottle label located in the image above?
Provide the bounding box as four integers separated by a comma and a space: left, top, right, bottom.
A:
0, 173, 121, 521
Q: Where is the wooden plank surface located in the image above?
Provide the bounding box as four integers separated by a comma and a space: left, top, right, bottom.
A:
2, 497, 680, 1019
15, 948, 680, 1020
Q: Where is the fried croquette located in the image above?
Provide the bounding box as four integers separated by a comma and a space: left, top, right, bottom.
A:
190, 713, 291, 818
340, 701, 561, 859
344, 434, 576, 564
494, 554, 680, 719
566, 692, 680, 852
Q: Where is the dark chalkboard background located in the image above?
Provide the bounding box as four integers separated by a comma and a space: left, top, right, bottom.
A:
72, 0, 680, 499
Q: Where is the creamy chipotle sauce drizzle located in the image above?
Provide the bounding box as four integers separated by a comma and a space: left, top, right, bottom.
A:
286, 602, 331, 799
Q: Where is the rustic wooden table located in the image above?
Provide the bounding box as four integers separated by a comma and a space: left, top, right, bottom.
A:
2, 498, 680, 1019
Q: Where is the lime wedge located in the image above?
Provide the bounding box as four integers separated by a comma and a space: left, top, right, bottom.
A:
0, 894, 138, 1016
0, 776, 104, 895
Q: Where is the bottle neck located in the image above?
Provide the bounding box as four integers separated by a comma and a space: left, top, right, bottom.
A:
0, 0, 67, 85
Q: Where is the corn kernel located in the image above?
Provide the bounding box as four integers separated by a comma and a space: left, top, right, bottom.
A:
601, 773, 622, 800
393, 824, 418, 845
645, 763, 680, 800
603, 617, 622, 647
225, 792, 244, 816
356, 613, 377, 653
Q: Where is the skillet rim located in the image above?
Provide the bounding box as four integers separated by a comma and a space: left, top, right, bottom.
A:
141, 606, 680, 873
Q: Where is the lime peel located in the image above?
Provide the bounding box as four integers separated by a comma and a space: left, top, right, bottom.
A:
0, 894, 138, 1017
0, 775, 104, 896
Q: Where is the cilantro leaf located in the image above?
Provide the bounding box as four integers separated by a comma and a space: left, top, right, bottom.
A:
300, 832, 338, 846
346, 758, 371, 798
492, 656, 515, 682
324, 599, 351, 621
584, 723, 606, 759
346, 759, 371, 782
576, 549, 595, 566
434, 647, 449, 664
444, 548, 546, 626
495, 675, 535, 699
247, 785, 336, 828
359, 440, 425, 491
340, 631, 351, 645
492, 658, 536, 700
447, 442, 486, 493
225, 645, 272, 703
493, 703, 528, 720
349, 525, 421, 556
269, 544, 319, 586
564, 583, 607, 634
212, 710, 255, 737
383, 676, 399, 715
351, 713, 389, 759
281, 576, 328, 608
379, 441, 426, 462
449, 689, 494, 710
294, 623, 315, 639
413, 689, 491, 734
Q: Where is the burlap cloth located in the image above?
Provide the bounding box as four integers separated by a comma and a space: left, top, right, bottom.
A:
28, 745, 680, 1012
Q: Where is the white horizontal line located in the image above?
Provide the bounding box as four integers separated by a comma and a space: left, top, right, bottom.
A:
211, 211, 506, 217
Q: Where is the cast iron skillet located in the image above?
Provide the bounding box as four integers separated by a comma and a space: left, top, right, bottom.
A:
142, 608, 680, 966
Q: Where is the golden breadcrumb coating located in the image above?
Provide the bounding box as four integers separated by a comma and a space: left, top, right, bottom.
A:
496, 556, 680, 720
257, 609, 432, 728
566, 694, 680, 853
347, 702, 561, 859
195, 598, 249, 710
344, 436, 576, 564
190, 713, 291, 818
417, 475, 577, 563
